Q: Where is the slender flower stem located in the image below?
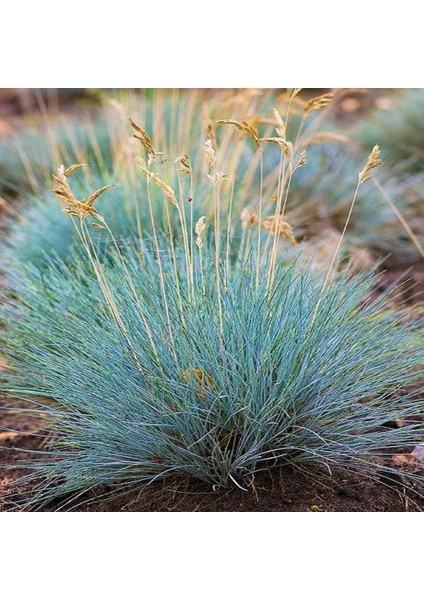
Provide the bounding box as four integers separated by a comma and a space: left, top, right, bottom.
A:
310, 180, 361, 329
255, 151, 264, 289
372, 176, 424, 260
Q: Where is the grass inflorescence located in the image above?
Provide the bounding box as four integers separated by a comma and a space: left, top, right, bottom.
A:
2, 89, 424, 272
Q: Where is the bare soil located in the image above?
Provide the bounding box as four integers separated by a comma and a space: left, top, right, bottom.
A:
1, 393, 423, 512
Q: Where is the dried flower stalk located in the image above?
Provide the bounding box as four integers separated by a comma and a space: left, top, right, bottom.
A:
216, 119, 260, 147
204, 139, 216, 170
202, 104, 217, 149
296, 150, 307, 169
304, 92, 333, 116
139, 159, 177, 205
174, 153, 191, 175
260, 137, 293, 160
63, 163, 86, 177
52, 164, 114, 221
195, 216, 207, 249
207, 171, 229, 185
129, 117, 159, 159
358, 145, 382, 184
272, 107, 286, 139
261, 215, 298, 245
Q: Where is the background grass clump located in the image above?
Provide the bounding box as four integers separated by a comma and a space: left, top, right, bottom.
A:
286, 144, 424, 264
353, 89, 424, 172
2, 89, 424, 275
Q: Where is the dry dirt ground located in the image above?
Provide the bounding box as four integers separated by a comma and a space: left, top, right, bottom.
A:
1, 388, 423, 512
1, 422, 423, 512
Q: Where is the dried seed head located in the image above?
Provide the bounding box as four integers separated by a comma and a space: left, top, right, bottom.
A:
63, 163, 85, 177
296, 150, 307, 168
86, 184, 116, 207
91, 222, 107, 230
174, 153, 191, 175
216, 119, 260, 147
207, 171, 229, 185
241, 207, 259, 230
139, 159, 177, 205
260, 137, 293, 160
272, 108, 286, 139
202, 104, 217, 150
358, 145, 382, 184
52, 164, 114, 222
195, 216, 207, 249
129, 117, 158, 159
304, 92, 334, 116
204, 139, 216, 170
52, 164, 76, 203
261, 215, 298, 245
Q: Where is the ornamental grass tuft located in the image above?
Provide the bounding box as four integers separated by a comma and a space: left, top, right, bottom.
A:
2, 234, 424, 508
1, 89, 424, 510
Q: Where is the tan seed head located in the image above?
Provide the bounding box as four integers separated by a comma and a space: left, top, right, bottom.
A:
304, 92, 334, 116
129, 117, 159, 160
358, 145, 382, 184
195, 216, 207, 249
52, 164, 114, 223
272, 108, 286, 139
261, 215, 298, 245
139, 159, 177, 205
174, 153, 191, 175
216, 118, 260, 147
260, 137, 293, 160
204, 139, 216, 171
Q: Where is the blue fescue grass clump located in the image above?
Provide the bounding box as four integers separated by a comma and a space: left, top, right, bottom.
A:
287, 144, 424, 261
2, 243, 424, 508
0, 116, 116, 196
4, 142, 424, 279
0, 88, 276, 197
4, 129, 424, 280
2, 90, 424, 509
0, 174, 217, 282
353, 89, 424, 172
0, 91, 181, 196
1, 174, 158, 270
